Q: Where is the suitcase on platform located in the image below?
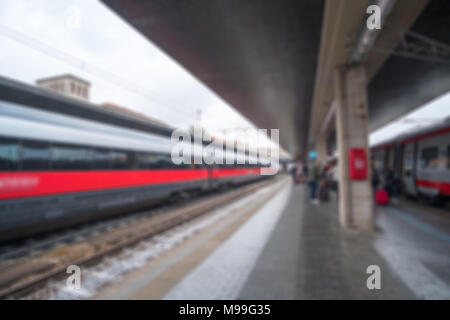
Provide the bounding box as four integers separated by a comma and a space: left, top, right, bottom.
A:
294, 175, 304, 184
375, 189, 389, 205
318, 182, 329, 202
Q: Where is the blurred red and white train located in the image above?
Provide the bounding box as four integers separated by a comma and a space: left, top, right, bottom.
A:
371, 116, 450, 204
0, 99, 271, 243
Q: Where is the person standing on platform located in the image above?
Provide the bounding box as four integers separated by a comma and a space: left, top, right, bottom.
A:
317, 164, 329, 202
308, 161, 320, 204
371, 162, 380, 191
385, 164, 399, 204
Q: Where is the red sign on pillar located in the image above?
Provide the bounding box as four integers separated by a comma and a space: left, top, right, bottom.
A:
348, 148, 367, 180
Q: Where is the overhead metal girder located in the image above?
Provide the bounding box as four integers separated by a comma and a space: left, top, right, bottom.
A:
370, 28, 450, 65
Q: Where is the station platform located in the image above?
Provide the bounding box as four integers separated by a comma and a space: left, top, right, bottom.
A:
239, 185, 450, 299
94, 177, 450, 300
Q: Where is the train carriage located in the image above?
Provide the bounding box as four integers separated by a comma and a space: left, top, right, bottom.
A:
399, 119, 450, 200
0, 99, 268, 243
371, 117, 450, 204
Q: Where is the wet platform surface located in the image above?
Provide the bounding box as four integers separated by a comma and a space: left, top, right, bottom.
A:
239, 184, 449, 299
96, 177, 450, 299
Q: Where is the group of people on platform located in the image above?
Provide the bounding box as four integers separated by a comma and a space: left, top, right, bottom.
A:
291, 159, 399, 205
292, 160, 336, 205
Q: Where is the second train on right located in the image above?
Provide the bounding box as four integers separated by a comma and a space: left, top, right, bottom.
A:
371, 116, 450, 206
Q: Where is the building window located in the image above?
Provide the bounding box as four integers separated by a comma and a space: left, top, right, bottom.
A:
71, 82, 75, 93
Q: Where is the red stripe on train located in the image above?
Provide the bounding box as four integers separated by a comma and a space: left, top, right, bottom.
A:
0, 170, 209, 200
0, 169, 259, 200
416, 179, 450, 195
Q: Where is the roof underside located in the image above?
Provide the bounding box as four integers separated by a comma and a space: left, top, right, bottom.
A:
103, 0, 325, 156
102, 0, 450, 157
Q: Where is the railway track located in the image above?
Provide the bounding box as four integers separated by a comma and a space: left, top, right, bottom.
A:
0, 178, 280, 299
0, 189, 220, 262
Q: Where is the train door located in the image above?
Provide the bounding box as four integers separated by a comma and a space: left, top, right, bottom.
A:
416, 133, 450, 199
397, 144, 404, 179
416, 138, 442, 197
372, 149, 384, 173
402, 141, 417, 196
387, 147, 395, 170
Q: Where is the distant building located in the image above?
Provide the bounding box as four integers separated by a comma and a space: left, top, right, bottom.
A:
101, 102, 169, 128
36, 74, 90, 102
35, 74, 168, 128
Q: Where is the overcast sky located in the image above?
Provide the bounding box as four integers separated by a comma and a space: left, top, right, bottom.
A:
0, 0, 449, 153
0, 0, 255, 132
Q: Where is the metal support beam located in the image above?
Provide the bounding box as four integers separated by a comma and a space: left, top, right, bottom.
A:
371, 28, 450, 65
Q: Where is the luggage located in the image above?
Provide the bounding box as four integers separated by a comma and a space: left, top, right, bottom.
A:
318, 181, 329, 202
375, 189, 389, 205
294, 175, 305, 184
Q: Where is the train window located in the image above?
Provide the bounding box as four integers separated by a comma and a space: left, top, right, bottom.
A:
136, 153, 148, 169
0, 138, 20, 171
136, 153, 157, 169
110, 151, 128, 169
193, 162, 203, 169
137, 153, 194, 169
92, 149, 111, 169
22, 141, 50, 170
128, 152, 138, 169
158, 153, 175, 169
52, 145, 93, 170
421, 147, 439, 168
221, 162, 231, 169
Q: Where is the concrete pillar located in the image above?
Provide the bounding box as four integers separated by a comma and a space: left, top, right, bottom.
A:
334, 65, 374, 230
316, 134, 328, 165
